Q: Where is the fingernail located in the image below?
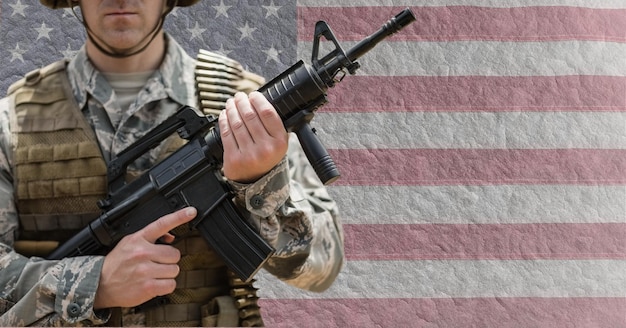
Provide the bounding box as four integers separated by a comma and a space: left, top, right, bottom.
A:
186, 207, 197, 217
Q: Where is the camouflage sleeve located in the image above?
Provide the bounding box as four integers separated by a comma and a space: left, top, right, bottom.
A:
230, 134, 344, 292
0, 248, 109, 326
0, 96, 110, 326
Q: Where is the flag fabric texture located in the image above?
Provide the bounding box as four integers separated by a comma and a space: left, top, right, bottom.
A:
1, 1, 625, 327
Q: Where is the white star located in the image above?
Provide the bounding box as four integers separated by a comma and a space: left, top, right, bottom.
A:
237, 22, 256, 41
263, 1, 282, 18
187, 22, 206, 41
34, 22, 54, 41
60, 44, 79, 60
213, 0, 231, 18
10, 44, 27, 63
9, 0, 29, 17
263, 46, 282, 64
214, 44, 232, 57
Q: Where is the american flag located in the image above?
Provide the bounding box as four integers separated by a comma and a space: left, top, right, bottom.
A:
2, 0, 625, 327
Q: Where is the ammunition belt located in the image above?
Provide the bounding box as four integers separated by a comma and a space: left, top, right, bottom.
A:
228, 270, 264, 327
195, 49, 265, 116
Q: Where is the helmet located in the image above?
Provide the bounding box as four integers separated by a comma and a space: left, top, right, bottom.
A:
40, 0, 199, 9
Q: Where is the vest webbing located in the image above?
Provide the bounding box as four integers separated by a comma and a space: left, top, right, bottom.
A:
9, 60, 108, 244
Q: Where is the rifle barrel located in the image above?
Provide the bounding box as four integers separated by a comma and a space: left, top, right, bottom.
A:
347, 8, 416, 62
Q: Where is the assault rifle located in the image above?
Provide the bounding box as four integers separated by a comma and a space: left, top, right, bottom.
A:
48, 9, 416, 282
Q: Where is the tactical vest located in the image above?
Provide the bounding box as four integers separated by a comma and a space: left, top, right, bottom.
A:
8, 51, 266, 327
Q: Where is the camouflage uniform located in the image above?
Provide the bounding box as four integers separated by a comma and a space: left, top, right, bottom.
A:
0, 34, 344, 326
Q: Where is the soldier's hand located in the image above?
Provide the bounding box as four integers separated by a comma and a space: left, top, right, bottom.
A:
219, 91, 288, 183
93, 207, 197, 309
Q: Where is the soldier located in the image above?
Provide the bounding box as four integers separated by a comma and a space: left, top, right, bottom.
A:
0, 0, 344, 326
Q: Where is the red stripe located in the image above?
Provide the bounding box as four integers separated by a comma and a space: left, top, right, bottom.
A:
328, 149, 626, 186
260, 298, 626, 328
297, 6, 626, 42
321, 76, 626, 113
344, 223, 626, 260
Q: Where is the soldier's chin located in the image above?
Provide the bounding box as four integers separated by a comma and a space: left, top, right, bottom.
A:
87, 27, 162, 58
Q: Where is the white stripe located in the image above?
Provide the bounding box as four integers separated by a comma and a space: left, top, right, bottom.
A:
327, 185, 626, 224
298, 0, 626, 9
314, 112, 626, 150
298, 41, 626, 77
257, 259, 626, 298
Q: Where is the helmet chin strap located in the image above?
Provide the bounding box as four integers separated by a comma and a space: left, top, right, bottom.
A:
71, 0, 177, 59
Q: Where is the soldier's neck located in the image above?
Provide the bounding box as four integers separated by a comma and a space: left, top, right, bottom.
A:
86, 32, 166, 74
